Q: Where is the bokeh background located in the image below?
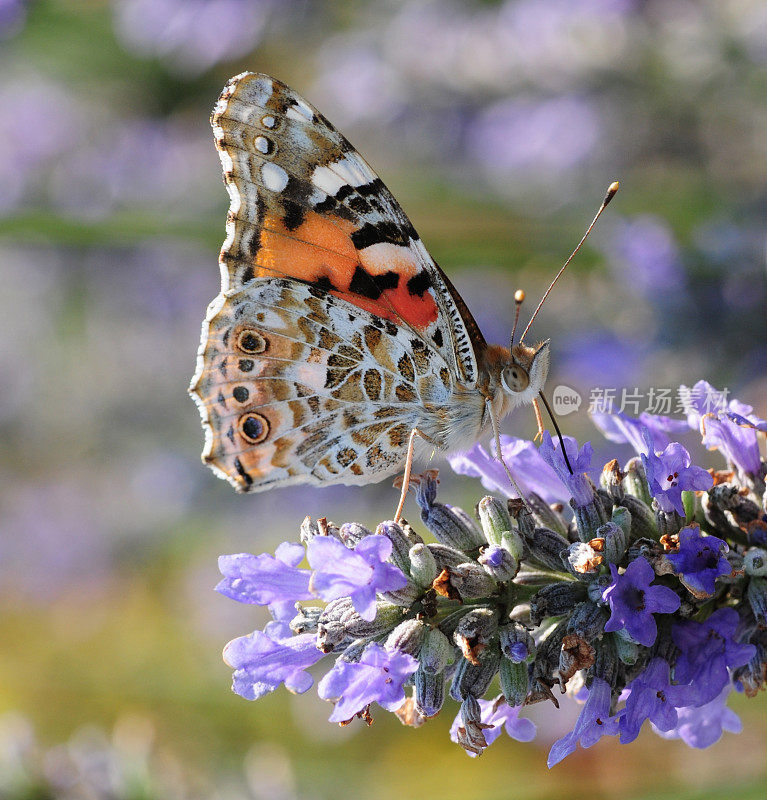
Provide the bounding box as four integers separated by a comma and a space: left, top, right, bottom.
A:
2, 1, 767, 798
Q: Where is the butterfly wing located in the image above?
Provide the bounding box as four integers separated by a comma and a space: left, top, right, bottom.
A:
190, 72, 485, 491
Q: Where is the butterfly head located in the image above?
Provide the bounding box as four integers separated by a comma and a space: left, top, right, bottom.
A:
500, 340, 550, 405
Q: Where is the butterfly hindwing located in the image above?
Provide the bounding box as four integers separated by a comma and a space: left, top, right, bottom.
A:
190, 278, 455, 491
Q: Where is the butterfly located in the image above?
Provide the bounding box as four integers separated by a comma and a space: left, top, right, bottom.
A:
189, 72, 553, 501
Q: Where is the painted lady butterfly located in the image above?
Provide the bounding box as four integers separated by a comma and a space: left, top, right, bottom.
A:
190, 72, 556, 500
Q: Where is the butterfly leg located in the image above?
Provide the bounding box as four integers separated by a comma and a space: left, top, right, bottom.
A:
532, 397, 546, 443
394, 427, 428, 524
485, 397, 531, 505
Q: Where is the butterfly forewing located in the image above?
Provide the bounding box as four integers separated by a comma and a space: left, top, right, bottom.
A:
191, 72, 485, 491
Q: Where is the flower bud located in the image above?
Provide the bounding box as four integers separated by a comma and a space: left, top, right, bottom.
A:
420, 627, 453, 675
454, 608, 498, 664
508, 498, 535, 536
527, 492, 569, 537
415, 471, 485, 550
340, 600, 403, 638
601, 459, 625, 502
433, 563, 497, 601
747, 576, 767, 623
427, 543, 469, 571
499, 658, 529, 707
289, 604, 323, 635
339, 522, 373, 547
598, 521, 629, 564
573, 496, 609, 542
565, 541, 603, 576
409, 542, 438, 588
566, 601, 608, 641
385, 618, 428, 656
623, 457, 652, 506
529, 582, 588, 625
478, 545, 519, 581
449, 648, 501, 701
300, 516, 342, 543
744, 548, 767, 577
499, 623, 535, 663
414, 665, 446, 717
613, 633, 639, 665
376, 521, 412, 574
620, 495, 658, 540
656, 509, 683, 538
477, 495, 513, 547
523, 526, 568, 571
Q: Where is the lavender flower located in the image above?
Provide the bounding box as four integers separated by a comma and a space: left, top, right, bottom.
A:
602, 557, 681, 646
449, 696, 536, 756
681, 380, 766, 478
447, 436, 567, 503
666, 526, 732, 598
217, 391, 766, 765
590, 410, 687, 454
317, 643, 417, 723
223, 621, 324, 700
673, 608, 757, 705
538, 431, 595, 507
547, 679, 619, 767
619, 657, 697, 743
307, 534, 408, 621
217, 542, 312, 621
641, 430, 713, 516
653, 687, 743, 749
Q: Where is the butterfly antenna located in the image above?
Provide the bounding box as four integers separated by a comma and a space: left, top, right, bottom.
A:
509, 289, 526, 349
519, 181, 619, 344
538, 389, 574, 475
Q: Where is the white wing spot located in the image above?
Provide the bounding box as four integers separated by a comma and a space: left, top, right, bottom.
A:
286, 99, 314, 122
261, 162, 289, 192
255, 136, 271, 154
329, 152, 377, 188
261, 115, 276, 128
311, 164, 348, 196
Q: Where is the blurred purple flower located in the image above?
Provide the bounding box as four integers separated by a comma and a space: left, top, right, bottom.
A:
223, 621, 323, 700
619, 656, 697, 744
217, 543, 312, 622
307, 535, 407, 621
51, 117, 216, 217
641, 430, 713, 516
666, 526, 731, 599
681, 380, 767, 477
653, 687, 743, 749
471, 95, 601, 176
113, 0, 275, 75
0, 0, 26, 39
449, 696, 536, 756
590, 410, 687, 455
548, 678, 619, 767
672, 608, 756, 706
448, 436, 570, 504
602, 557, 680, 646
317, 642, 417, 723
603, 215, 686, 298
0, 77, 80, 214
538, 431, 594, 507
558, 330, 645, 389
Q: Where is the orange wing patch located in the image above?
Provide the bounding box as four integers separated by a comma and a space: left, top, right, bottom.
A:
254, 210, 440, 331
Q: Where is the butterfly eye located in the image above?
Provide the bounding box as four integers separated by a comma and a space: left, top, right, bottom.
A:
501, 365, 530, 394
